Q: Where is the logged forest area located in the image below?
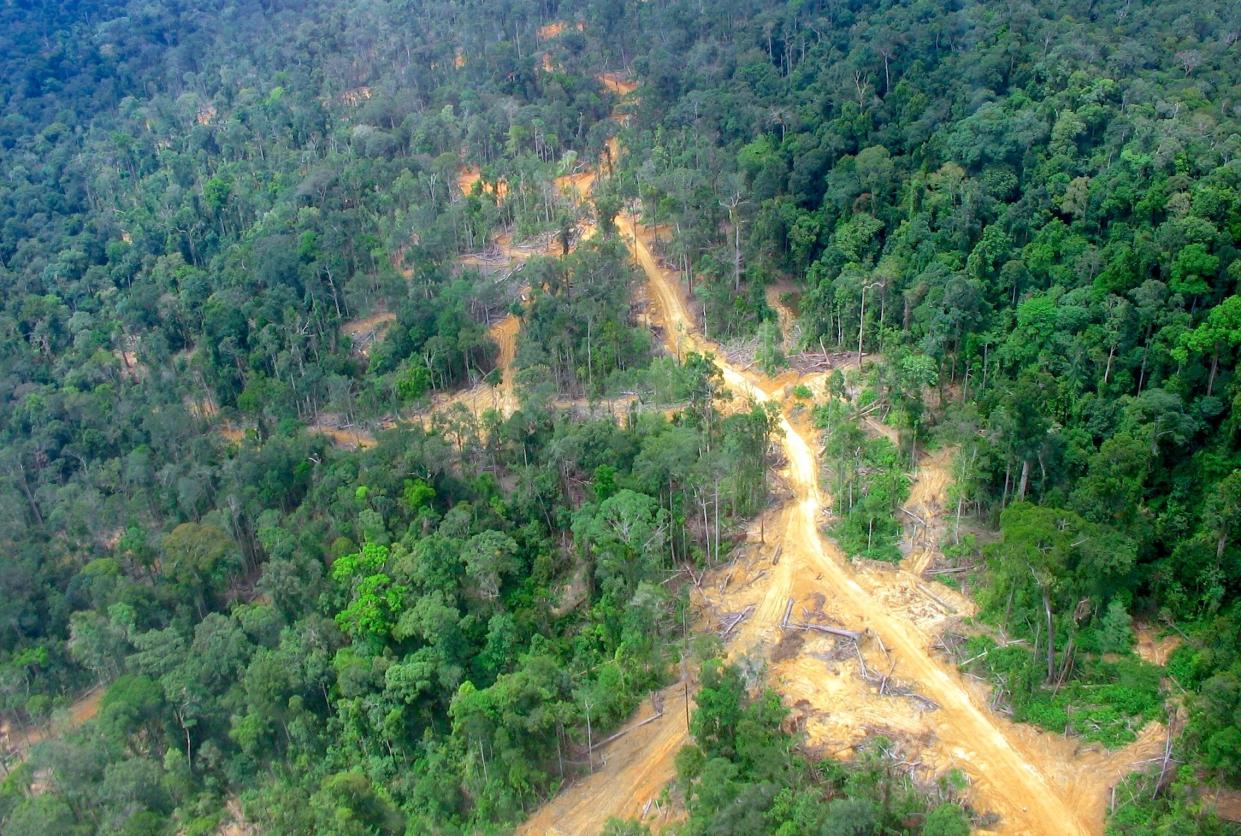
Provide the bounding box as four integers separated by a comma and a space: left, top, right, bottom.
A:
1, 1, 1240, 834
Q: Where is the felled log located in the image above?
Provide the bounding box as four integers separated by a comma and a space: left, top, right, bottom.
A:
719, 605, 755, 638
593, 709, 666, 749
917, 583, 956, 614
900, 507, 927, 527
926, 565, 973, 576
789, 621, 863, 641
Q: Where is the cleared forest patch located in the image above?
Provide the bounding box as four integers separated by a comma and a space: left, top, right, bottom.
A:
457, 166, 509, 201
526, 100, 1165, 835
538, 21, 566, 40
599, 72, 638, 96
340, 310, 395, 357
1, 687, 103, 766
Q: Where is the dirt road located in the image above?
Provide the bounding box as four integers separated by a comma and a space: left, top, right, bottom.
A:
525, 77, 1164, 833
620, 212, 1102, 835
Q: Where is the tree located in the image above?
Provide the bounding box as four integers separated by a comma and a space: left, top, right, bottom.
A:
1169, 243, 1218, 310
331, 543, 409, 642
161, 523, 242, 618
460, 531, 519, 606
922, 803, 971, 836
574, 489, 668, 595
754, 319, 786, 376
986, 504, 1135, 683
1173, 295, 1241, 395
310, 771, 403, 836
98, 675, 165, 755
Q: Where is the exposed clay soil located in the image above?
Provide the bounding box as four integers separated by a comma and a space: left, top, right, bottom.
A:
1134, 623, 1183, 667
2, 688, 104, 764
458, 166, 509, 201
538, 21, 567, 40
599, 73, 638, 96
522, 77, 1166, 836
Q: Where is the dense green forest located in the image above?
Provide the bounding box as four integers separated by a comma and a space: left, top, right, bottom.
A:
1, 0, 1240, 833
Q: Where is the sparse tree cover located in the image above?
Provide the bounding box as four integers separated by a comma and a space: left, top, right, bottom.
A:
654, 659, 973, 836
1, 0, 1240, 832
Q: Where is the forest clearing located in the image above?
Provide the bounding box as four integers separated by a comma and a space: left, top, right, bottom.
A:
3, 3, 1238, 834
524, 82, 1171, 836
1, 688, 103, 769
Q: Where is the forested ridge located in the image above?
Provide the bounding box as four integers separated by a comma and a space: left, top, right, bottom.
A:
1, 0, 1239, 833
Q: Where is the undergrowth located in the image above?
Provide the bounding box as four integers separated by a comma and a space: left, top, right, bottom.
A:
959, 635, 1165, 747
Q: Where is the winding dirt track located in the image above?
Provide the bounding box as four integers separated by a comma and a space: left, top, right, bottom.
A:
621, 215, 1097, 835
522, 78, 1167, 835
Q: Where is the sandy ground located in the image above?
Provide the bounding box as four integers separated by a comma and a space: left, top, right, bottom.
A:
419, 313, 522, 421
523, 80, 1165, 835
308, 415, 377, 450
900, 446, 953, 576
765, 279, 801, 352
1210, 787, 1241, 823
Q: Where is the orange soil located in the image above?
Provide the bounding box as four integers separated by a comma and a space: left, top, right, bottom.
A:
524, 95, 1162, 835
538, 21, 567, 40
2, 688, 104, 764
764, 279, 801, 349
419, 314, 522, 422
189, 394, 250, 445
454, 48, 465, 69
1134, 624, 1182, 667
556, 167, 596, 201
458, 167, 509, 201
864, 415, 900, 446
1210, 787, 1241, 822
217, 797, 260, 836
308, 415, 377, 450
115, 349, 147, 380
520, 684, 691, 834
900, 446, 953, 576
599, 72, 638, 96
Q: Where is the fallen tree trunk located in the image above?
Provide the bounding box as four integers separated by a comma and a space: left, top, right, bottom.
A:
719, 605, 755, 638
592, 710, 666, 750
917, 583, 956, 614
900, 507, 927, 527
790, 621, 863, 641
